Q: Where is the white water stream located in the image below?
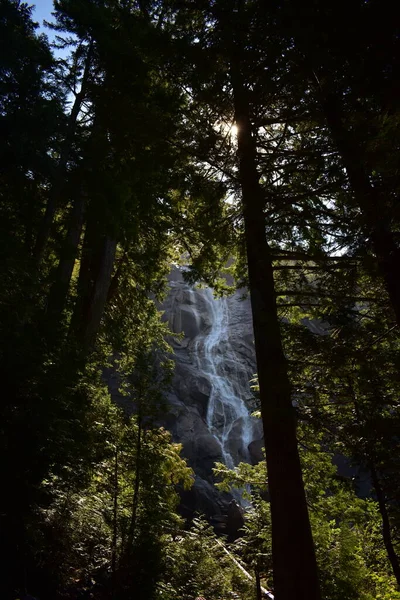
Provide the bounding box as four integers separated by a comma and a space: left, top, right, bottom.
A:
191, 287, 255, 470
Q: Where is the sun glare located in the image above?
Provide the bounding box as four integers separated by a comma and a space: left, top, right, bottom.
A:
217, 121, 238, 141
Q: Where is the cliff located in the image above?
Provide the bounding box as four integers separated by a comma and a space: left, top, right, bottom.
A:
160, 267, 264, 525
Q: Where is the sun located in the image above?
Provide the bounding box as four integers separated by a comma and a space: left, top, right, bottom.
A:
217, 121, 238, 141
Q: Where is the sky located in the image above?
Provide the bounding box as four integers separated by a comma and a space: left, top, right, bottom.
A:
31, 1, 72, 57
28, 0, 62, 48
32, 0, 56, 34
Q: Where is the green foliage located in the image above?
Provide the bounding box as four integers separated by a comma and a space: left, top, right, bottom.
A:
159, 517, 253, 600
2, 0, 400, 598
215, 424, 400, 600
27, 384, 193, 599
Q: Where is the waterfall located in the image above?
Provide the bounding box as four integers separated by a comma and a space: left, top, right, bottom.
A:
190, 286, 255, 470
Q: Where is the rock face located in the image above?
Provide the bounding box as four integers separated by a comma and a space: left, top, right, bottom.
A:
160, 267, 264, 522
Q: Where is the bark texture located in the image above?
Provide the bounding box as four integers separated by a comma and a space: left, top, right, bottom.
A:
229, 8, 321, 599
46, 194, 86, 328
70, 215, 117, 351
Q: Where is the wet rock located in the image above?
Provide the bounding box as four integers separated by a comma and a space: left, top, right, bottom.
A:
160, 270, 262, 515
248, 438, 265, 464
109, 267, 262, 518
107, 266, 333, 522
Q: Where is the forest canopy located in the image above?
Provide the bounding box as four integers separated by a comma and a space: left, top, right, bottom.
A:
0, 0, 399, 599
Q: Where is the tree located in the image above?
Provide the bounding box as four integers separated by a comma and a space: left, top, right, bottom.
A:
283, 288, 400, 587
160, 517, 252, 600
276, 0, 400, 326
157, 1, 325, 596
2, 0, 400, 597
27, 383, 193, 600
215, 422, 400, 600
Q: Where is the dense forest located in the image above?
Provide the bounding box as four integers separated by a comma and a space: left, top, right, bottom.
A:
1, 0, 400, 598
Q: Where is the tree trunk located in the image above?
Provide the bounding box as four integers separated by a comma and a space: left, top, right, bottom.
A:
351, 387, 400, 588
33, 43, 93, 263
118, 412, 142, 591
107, 251, 128, 304
46, 194, 86, 329
111, 446, 119, 600
127, 412, 142, 551
255, 569, 263, 600
370, 460, 400, 587
80, 235, 117, 351
283, 1, 400, 326
68, 215, 98, 340
319, 91, 400, 327
229, 8, 321, 600
70, 214, 117, 352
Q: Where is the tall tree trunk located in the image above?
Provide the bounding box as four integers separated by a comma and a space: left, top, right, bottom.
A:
46, 194, 86, 329
229, 8, 321, 600
68, 215, 98, 340
69, 211, 117, 352
81, 235, 117, 349
369, 460, 400, 587
33, 42, 93, 263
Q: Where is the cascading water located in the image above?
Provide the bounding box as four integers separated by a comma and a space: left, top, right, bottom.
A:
190, 286, 255, 470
